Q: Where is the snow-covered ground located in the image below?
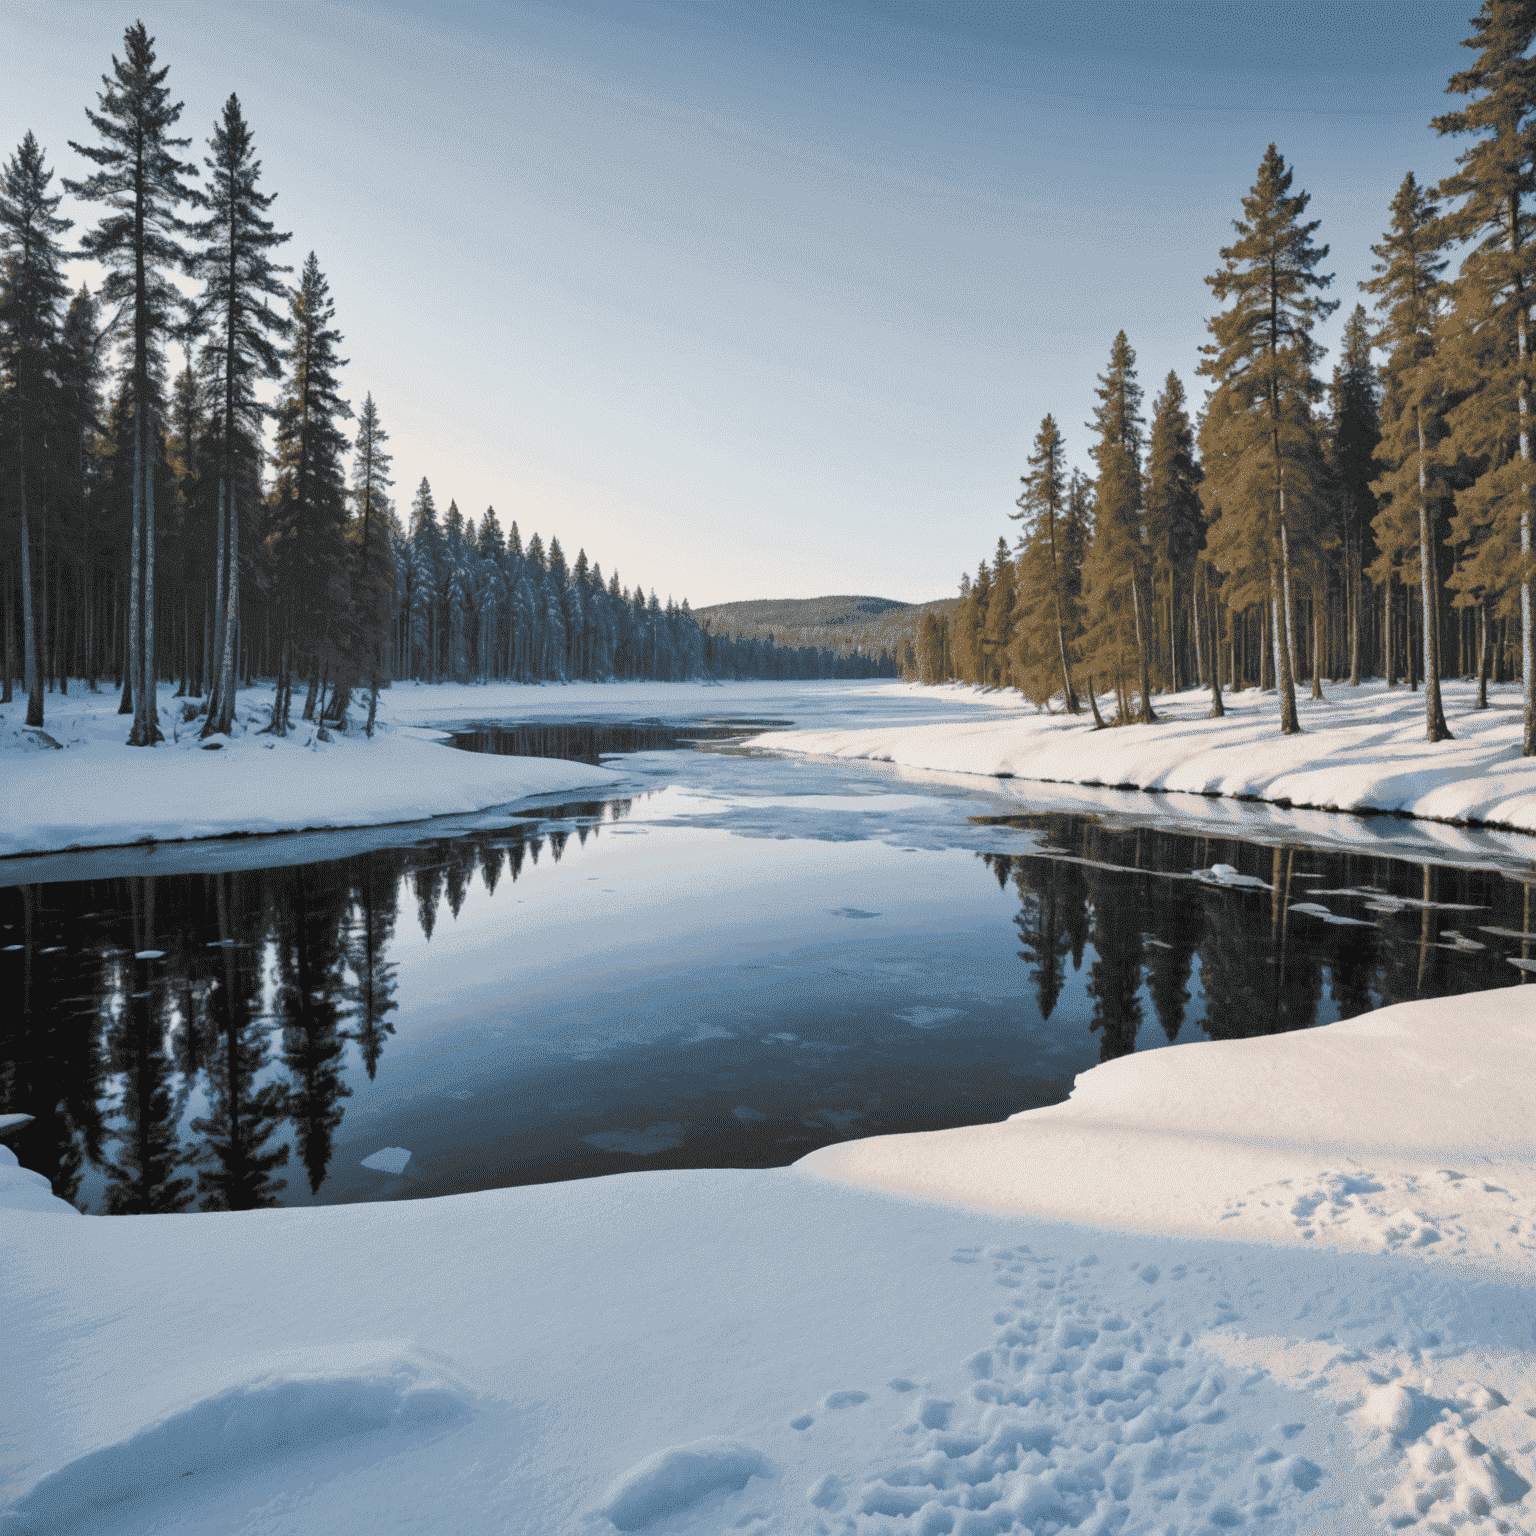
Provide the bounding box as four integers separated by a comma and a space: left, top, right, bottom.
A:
756, 678, 1536, 836
5, 985, 1533, 1535
0, 679, 1018, 860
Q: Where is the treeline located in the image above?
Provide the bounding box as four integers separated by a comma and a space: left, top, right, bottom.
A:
918, 4, 1536, 754
0, 24, 891, 747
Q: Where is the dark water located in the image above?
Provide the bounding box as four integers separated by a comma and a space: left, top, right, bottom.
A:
445, 716, 791, 765
3, 715, 1532, 1215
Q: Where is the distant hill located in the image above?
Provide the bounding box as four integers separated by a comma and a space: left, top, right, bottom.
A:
693, 594, 958, 661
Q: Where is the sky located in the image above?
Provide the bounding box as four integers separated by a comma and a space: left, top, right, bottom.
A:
4, 0, 1476, 607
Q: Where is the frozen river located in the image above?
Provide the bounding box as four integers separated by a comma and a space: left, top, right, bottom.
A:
3, 710, 1533, 1213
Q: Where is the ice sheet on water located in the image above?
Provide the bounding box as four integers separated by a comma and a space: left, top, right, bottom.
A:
895, 1007, 963, 1030
1195, 864, 1271, 889
1288, 902, 1376, 927
581, 1123, 685, 1155
360, 1147, 411, 1175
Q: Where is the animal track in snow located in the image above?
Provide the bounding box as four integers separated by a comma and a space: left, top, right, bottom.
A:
1220, 1167, 1536, 1262
811, 1245, 1345, 1535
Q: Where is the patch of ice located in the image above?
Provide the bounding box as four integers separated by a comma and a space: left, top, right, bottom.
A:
582, 1123, 685, 1156
731, 1106, 767, 1122
360, 1147, 412, 1175
1196, 864, 1271, 889
895, 1006, 962, 1030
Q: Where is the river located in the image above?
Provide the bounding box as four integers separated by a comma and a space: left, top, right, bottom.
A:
3, 710, 1531, 1214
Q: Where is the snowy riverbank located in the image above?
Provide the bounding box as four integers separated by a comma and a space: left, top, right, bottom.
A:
758, 677, 1536, 836
4, 985, 1533, 1535
0, 679, 1022, 859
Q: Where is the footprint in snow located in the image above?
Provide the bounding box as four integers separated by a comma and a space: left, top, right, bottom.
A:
811, 1243, 1336, 1535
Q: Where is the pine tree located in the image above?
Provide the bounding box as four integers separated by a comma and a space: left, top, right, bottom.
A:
56, 285, 104, 692
66, 22, 198, 745
1363, 172, 1453, 740
349, 393, 393, 733
1013, 413, 1079, 710
1433, 0, 1536, 752
1328, 303, 1381, 686
1081, 331, 1156, 723
0, 132, 71, 729
1198, 144, 1337, 735
1144, 372, 1204, 695
186, 93, 290, 737
981, 537, 1015, 686
266, 253, 350, 733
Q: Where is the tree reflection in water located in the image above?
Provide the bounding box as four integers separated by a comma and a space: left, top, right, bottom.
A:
1, 798, 1530, 1211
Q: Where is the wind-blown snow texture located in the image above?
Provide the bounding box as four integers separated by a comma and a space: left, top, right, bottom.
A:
758, 677, 1536, 834
5, 988, 1534, 1534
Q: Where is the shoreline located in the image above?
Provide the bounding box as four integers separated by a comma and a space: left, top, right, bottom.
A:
755, 676, 1536, 845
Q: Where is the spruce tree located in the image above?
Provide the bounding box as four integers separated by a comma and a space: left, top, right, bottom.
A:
0, 132, 70, 729
186, 93, 290, 737
350, 393, 393, 733
1013, 414, 1079, 710
1363, 172, 1453, 740
1433, 0, 1536, 752
982, 537, 1016, 687
66, 22, 198, 745
1198, 145, 1336, 735
1328, 303, 1381, 685
266, 253, 350, 733
1082, 331, 1156, 723
1143, 371, 1203, 695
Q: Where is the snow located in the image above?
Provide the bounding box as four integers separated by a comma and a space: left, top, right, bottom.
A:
0, 682, 624, 858
11, 675, 1536, 861
6, 675, 1536, 1532
5, 986, 1535, 1534
601, 1439, 768, 1530
0, 678, 1020, 860
755, 676, 1536, 835
803, 985, 1536, 1266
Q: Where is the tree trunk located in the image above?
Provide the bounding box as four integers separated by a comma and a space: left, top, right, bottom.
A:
1477, 602, 1492, 709
1385, 574, 1397, 687
1270, 557, 1301, 733
125, 398, 147, 741
1310, 588, 1324, 701
1417, 411, 1451, 740
1086, 674, 1106, 728
1206, 577, 1224, 718
2, 559, 13, 704
19, 421, 42, 728
1130, 577, 1158, 723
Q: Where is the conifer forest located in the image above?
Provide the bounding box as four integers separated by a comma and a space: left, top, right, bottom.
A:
0, 23, 897, 748
908, 10, 1536, 757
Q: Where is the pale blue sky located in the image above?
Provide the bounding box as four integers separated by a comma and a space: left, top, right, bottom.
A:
6, 0, 1468, 604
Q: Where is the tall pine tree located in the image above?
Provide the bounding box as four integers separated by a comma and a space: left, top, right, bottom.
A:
1328, 303, 1381, 687
1363, 171, 1453, 740
66, 22, 197, 745
1198, 145, 1336, 735
186, 93, 291, 737
1013, 413, 1080, 710
1433, 0, 1536, 752
265, 253, 350, 733
0, 132, 71, 729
